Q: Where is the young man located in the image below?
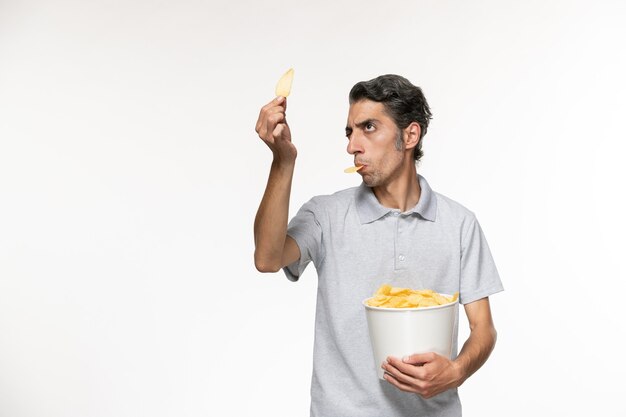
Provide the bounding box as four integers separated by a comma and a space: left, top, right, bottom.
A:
254, 74, 503, 417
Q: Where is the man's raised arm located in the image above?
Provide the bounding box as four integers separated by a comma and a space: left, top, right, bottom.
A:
254, 96, 301, 273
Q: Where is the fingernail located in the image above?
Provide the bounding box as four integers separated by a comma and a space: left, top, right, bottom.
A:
402, 356, 409, 362
276, 96, 283, 102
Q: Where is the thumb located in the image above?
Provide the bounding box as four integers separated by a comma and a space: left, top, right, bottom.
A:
272, 123, 285, 141
273, 123, 292, 142
402, 352, 436, 365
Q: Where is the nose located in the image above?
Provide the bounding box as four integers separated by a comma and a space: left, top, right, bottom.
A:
347, 134, 363, 155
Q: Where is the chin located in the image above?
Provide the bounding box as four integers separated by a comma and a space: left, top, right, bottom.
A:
362, 175, 380, 188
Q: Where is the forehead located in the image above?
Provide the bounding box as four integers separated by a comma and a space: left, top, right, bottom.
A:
346, 99, 393, 126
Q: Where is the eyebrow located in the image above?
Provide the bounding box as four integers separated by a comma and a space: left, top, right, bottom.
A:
345, 118, 379, 135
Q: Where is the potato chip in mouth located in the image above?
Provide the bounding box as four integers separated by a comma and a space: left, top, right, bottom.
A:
344, 165, 363, 173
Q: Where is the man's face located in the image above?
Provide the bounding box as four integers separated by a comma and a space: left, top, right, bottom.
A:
345, 99, 405, 188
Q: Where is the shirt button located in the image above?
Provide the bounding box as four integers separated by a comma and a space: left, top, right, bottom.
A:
398, 255, 405, 261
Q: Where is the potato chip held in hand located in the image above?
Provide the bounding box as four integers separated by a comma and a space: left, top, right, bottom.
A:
366, 284, 459, 308
275, 68, 295, 97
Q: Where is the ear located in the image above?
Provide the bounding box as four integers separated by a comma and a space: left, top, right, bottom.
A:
404, 122, 421, 150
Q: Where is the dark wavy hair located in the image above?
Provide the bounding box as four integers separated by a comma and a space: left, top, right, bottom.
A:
349, 74, 432, 162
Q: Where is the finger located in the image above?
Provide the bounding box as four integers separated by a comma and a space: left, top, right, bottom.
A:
256, 105, 282, 134
383, 372, 418, 394
256, 97, 285, 133
386, 356, 428, 381
258, 106, 286, 135
265, 112, 285, 141
256, 101, 274, 132
262, 96, 284, 112
383, 358, 423, 386
402, 352, 437, 365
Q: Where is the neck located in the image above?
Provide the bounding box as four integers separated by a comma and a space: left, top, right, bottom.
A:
372, 158, 421, 212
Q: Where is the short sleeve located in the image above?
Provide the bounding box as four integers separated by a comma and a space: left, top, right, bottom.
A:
459, 215, 504, 304
282, 198, 324, 282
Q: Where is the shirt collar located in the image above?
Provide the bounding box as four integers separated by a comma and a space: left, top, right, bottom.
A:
355, 174, 438, 224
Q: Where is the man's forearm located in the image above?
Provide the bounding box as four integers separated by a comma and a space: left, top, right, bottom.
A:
254, 160, 295, 272
453, 323, 497, 384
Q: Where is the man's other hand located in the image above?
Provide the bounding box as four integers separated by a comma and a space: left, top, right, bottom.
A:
382, 352, 464, 399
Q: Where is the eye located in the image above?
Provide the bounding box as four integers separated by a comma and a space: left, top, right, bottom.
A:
365, 122, 375, 131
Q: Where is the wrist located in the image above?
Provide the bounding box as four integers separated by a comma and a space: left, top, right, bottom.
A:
451, 358, 469, 387
271, 157, 296, 171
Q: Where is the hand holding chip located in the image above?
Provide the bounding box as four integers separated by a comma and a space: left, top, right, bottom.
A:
256, 95, 296, 163
255, 69, 296, 164
381, 352, 464, 399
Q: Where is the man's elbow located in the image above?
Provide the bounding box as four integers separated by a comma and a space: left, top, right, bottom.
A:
255, 261, 281, 273
485, 324, 498, 353
254, 254, 281, 273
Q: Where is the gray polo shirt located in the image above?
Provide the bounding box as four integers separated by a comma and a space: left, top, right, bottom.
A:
284, 174, 503, 417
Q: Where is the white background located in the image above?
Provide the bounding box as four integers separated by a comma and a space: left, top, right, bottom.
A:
1, 0, 625, 416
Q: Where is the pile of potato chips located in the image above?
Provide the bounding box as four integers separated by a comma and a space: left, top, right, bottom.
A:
366, 284, 459, 308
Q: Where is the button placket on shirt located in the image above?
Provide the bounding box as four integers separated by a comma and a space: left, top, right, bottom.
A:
393, 211, 408, 270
